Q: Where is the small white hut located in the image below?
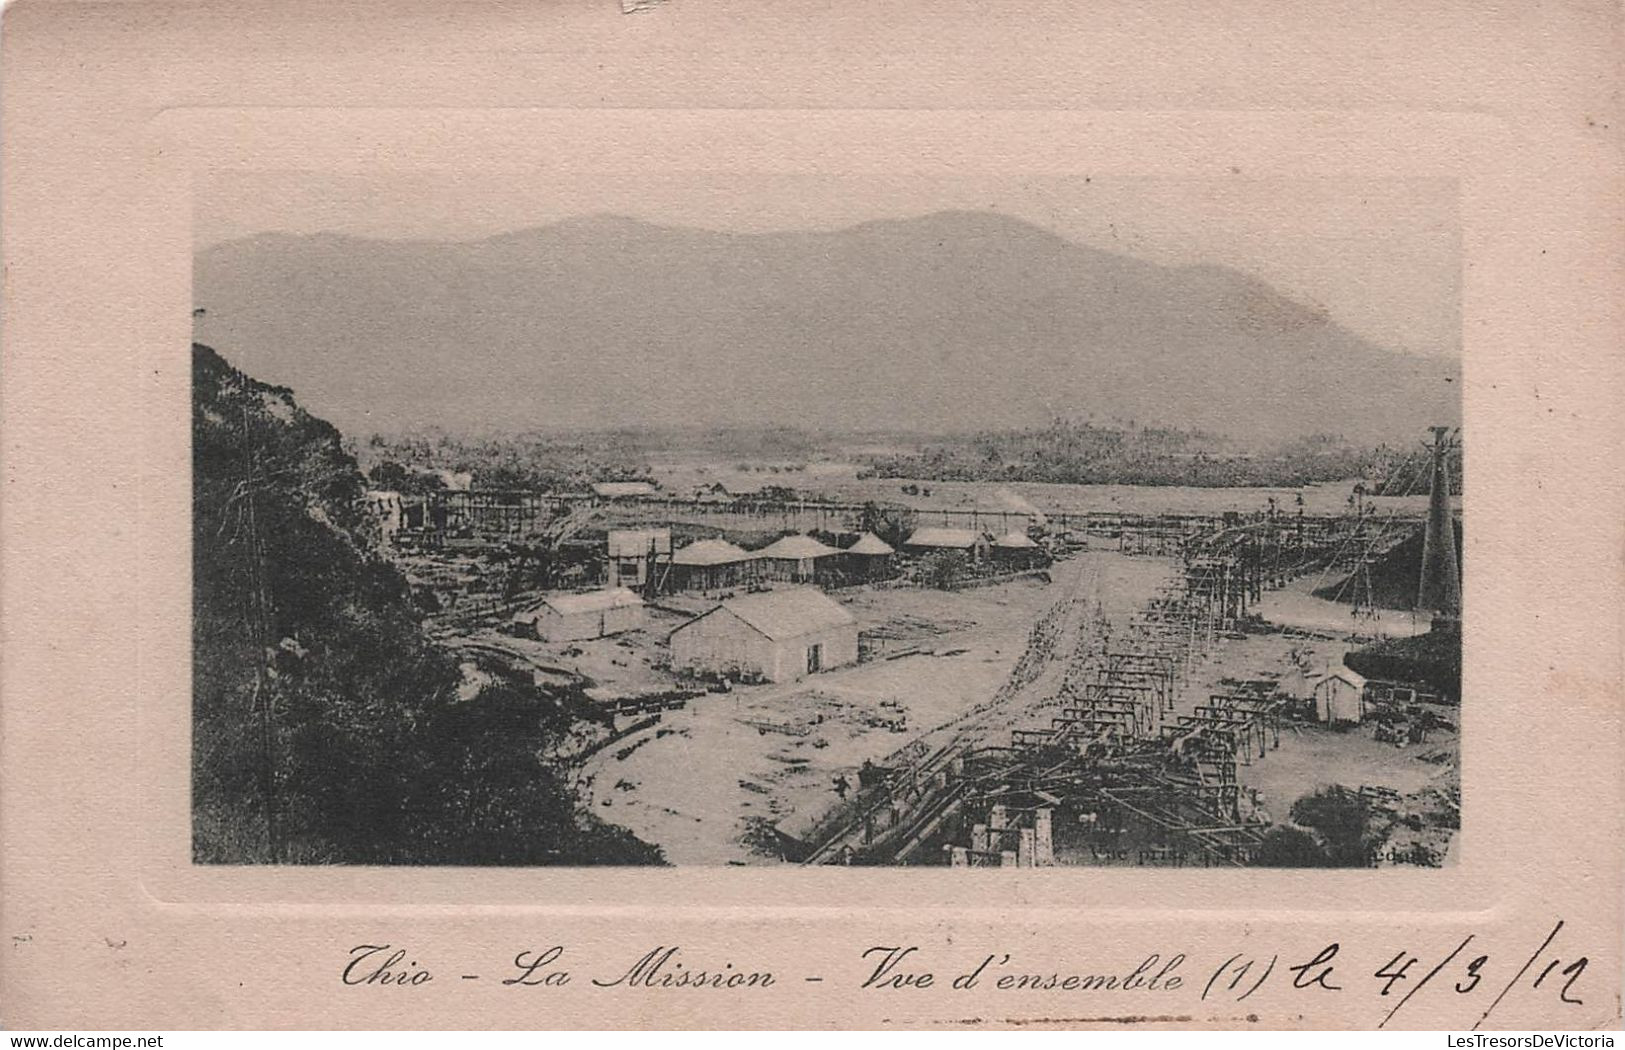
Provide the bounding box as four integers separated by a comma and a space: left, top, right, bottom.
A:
512, 588, 646, 642
1313, 668, 1370, 724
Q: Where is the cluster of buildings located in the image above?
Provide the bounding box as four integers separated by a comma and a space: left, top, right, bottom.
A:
904, 526, 1044, 567
508, 521, 1048, 688
605, 524, 1046, 595
512, 527, 883, 686
604, 526, 891, 592
510, 583, 859, 685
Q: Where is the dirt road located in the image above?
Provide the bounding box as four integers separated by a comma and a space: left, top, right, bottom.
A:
574, 555, 1164, 865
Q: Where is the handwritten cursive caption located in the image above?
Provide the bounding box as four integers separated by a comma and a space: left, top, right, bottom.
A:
340, 919, 1598, 1029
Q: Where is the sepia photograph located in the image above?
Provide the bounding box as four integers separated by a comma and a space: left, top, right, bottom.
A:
191, 174, 1464, 870
6, 0, 1622, 1033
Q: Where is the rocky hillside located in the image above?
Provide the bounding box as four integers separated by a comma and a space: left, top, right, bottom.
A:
192, 342, 662, 864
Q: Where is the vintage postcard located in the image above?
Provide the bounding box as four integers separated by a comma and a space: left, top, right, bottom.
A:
2, 0, 1620, 1032
187, 171, 1465, 871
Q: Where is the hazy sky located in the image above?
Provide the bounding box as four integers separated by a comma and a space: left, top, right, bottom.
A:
196, 173, 1460, 359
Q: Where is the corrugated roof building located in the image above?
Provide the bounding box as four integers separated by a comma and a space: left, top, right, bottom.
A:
903, 527, 990, 561
754, 534, 845, 583
845, 532, 896, 581
669, 588, 859, 683
669, 538, 760, 592
991, 529, 1045, 568
606, 528, 672, 590
512, 588, 647, 642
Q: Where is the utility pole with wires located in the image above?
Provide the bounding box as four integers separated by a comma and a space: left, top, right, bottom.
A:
1417, 425, 1462, 620
1299, 429, 1439, 624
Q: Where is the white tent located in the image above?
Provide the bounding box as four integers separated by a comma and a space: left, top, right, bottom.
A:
1313, 668, 1370, 724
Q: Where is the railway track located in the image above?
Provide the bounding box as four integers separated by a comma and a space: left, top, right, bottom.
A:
801, 558, 1111, 864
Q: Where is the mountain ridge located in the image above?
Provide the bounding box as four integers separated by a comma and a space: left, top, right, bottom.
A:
194, 210, 1460, 444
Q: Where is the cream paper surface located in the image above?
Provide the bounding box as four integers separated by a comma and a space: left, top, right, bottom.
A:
1, 0, 1620, 1030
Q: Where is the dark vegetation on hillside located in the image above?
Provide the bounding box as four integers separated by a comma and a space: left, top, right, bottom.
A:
1345, 628, 1463, 704
193, 343, 663, 865
1312, 520, 1465, 612
363, 427, 660, 493
1252, 786, 1384, 868
864, 422, 1401, 489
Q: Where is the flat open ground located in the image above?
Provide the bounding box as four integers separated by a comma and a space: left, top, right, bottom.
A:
572, 552, 1187, 864
1167, 628, 1457, 819
1255, 572, 1435, 639
573, 558, 1121, 864
469, 543, 1458, 866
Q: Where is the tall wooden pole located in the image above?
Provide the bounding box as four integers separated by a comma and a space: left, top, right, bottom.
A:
1417, 426, 1461, 617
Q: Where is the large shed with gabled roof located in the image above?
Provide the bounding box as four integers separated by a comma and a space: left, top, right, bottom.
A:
668, 588, 859, 683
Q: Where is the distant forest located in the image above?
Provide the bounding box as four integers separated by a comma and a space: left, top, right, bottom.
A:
862, 421, 1459, 492
863, 422, 1384, 488
360, 419, 1459, 496
360, 425, 836, 493
364, 429, 656, 493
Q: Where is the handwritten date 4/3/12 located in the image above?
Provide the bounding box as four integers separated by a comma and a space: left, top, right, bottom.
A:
1199, 921, 1591, 1029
